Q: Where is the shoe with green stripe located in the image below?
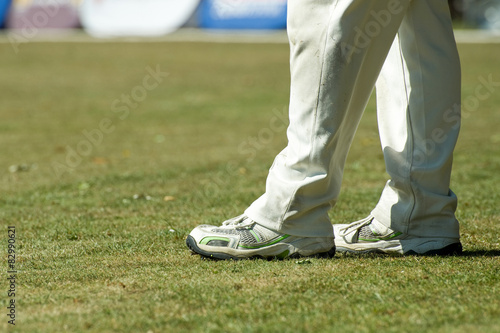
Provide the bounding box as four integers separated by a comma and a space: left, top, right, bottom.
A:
333, 216, 462, 255
186, 215, 335, 260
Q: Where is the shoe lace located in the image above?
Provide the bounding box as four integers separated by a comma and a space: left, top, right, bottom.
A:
338, 216, 374, 237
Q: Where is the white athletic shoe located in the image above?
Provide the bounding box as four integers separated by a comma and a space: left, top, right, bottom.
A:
333, 216, 462, 255
186, 215, 335, 260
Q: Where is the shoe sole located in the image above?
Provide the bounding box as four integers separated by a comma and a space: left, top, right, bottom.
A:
186, 235, 336, 260
336, 242, 463, 256
405, 242, 463, 256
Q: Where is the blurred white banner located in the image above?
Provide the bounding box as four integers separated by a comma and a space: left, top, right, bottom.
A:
80, 0, 200, 37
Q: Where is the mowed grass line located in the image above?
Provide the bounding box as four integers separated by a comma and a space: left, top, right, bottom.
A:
0, 41, 498, 333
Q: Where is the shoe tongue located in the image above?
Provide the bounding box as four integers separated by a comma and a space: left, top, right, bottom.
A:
224, 215, 253, 226
240, 217, 254, 226
231, 217, 255, 228
253, 224, 280, 239
368, 218, 392, 236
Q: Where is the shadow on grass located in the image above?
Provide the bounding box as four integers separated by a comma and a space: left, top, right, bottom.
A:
334, 249, 500, 259
461, 250, 500, 257
189, 249, 500, 261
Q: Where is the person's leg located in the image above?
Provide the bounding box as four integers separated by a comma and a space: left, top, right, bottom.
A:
334, 0, 462, 255
186, 0, 411, 259
245, 0, 411, 237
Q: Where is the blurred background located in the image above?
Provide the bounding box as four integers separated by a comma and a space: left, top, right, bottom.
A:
0, 3, 498, 331
0, 0, 499, 37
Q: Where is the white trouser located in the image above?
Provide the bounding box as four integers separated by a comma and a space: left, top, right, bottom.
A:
245, 0, 461, 239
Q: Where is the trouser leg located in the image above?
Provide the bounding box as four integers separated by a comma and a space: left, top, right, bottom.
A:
371, 0, 461, 238
246, 0, 411, 237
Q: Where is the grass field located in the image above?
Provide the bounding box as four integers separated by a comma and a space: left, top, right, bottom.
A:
0, 38, 499, 333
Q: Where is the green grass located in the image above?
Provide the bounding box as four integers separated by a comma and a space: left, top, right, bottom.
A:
0, 40, 499, 333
